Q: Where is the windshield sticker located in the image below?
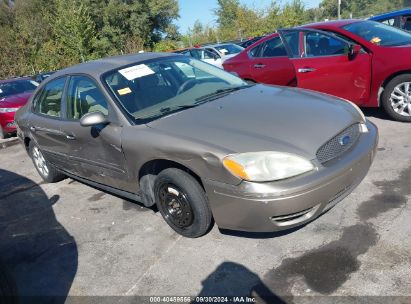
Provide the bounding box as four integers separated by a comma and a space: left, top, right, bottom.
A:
119, 64, 155, 80
117, 87, 132, 95
219, 48, 228, 54
370, 37, 381, 44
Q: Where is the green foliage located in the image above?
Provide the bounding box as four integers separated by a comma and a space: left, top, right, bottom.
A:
153, 39, 178, 52
0, 0, 179, 79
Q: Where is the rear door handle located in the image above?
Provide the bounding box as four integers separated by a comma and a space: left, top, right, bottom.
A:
254, 63, 266, 69
298, 67, 316, 73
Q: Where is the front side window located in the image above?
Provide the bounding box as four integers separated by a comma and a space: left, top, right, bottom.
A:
66, 76, 108, 120
260, 36, 287, 57
0, 79, 38, 99
34, 78, 66, 118
304, 32, 348, 57
104, 57, 247, 122
343, 20, 411, 46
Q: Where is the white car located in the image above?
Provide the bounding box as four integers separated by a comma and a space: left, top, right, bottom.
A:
177, 48, 224, 68
202, 43, 244, 62
176, 44, 244, 69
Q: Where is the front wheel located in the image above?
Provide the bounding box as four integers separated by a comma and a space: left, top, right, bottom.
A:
154, 168, 213, 238
382, 75, 411, 122
29, 142, 65, 183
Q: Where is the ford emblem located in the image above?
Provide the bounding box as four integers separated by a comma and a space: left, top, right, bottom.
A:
339, 135, 351, 146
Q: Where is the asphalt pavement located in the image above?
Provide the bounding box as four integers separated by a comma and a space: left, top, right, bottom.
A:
0, 109, 410, 303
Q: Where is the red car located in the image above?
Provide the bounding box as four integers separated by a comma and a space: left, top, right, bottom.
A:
0, 78, 38, 139
223, 19, 411, 122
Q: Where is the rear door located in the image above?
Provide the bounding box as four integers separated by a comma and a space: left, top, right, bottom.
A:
29, 77, 70, 169
280, 29, 372, 105
247, 35, 296, 86
59, 75, 129, 190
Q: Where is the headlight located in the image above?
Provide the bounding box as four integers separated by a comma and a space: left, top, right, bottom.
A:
223, 151, 315, 182
0, 108, 19, 113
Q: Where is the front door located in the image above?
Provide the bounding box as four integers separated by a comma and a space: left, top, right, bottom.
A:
247, 35, 296, 86
281, 29, 372, 105
59, 75, 129, 190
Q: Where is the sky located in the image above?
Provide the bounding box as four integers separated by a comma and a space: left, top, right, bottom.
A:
177, 0, 322, 33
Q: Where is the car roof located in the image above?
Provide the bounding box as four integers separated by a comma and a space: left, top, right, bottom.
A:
49, 52, 180, 80
205, 43, 236, 48
370, 8, 411, 20
300, 19, 361, 29
0, 77, 32, 84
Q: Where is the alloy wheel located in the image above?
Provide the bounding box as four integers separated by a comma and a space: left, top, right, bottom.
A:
32, 146, 49, 177
390, 82, 411, 117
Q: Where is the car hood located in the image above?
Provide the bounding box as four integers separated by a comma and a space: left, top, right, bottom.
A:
147, 85, 363, 160
0, 92, 32, 108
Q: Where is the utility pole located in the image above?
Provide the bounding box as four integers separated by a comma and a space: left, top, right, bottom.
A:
338, 0, 341, 20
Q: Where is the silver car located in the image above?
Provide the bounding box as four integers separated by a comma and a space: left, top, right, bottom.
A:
15, 53, 378, 238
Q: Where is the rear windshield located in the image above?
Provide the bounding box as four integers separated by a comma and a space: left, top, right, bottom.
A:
214, 44, 244, 55
342, 20, 411, 46
0, 79, 38, 99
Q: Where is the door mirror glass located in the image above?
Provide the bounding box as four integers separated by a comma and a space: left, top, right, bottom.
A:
80, 111, 109, 127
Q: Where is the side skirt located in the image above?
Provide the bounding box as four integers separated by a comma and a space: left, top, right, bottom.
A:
62, 170, 142, 203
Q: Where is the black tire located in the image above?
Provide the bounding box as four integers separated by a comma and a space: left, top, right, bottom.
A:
0, 261, 18, 304
381, 74, 411, 122
154, 168, 213, 238
29, 141, 65, 183
0, 126, 6, 140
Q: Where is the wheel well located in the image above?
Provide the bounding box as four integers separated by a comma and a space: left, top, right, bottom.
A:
380, 71, 411, 103
24, 137, 31, 152
138, 159, 204, 207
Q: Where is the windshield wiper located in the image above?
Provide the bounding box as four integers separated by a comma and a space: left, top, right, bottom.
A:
195, 85, 253, 104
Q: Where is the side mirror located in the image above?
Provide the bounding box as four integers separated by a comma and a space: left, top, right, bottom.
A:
80, 111, 109, 127
348, 44, 361, 59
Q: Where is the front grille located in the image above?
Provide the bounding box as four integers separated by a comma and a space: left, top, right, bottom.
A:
316, 124, 360, 164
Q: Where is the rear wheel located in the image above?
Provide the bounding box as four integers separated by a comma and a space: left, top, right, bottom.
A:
382, 75, 411, 122
154, 168, 213, 238
29, 142, 65, 183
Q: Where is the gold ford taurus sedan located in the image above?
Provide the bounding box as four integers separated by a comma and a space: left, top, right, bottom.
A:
15, 53, 378, 237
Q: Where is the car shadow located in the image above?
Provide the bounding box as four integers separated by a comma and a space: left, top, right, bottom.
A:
194, 261, 286, 303
0, 169, 78, 304
361, 107, 391, 120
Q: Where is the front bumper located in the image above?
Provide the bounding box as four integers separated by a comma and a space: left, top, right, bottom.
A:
204, 121, 378, 232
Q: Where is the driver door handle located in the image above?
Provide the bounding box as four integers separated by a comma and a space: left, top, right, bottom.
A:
298, 67, 316, 73
30, 126, 36, 132
254, 63, 266, 69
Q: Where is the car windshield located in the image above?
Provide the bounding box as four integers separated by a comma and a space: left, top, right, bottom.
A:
0, 79, 38, 99
342, 20, 411, 46
103, 56, 248, 122
214, 44, 244, 55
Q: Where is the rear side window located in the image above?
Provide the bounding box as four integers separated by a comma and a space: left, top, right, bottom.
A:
260, 36, 287, 57
34, 78, 66, 118
66, 76, 108, 120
